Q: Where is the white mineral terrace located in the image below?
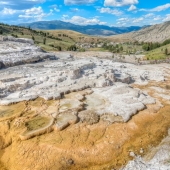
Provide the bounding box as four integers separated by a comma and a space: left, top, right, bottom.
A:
1, 36, 170, 169
0, 36, 56, 68
0, 37, 166, 122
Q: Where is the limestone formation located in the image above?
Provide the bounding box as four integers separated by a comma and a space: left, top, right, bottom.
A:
19, 116, 54, 141
0, 36, 57, 68
90, 84, 155, 122
54, 111, 78, 131
0, 37, 170, 170
78, 110, 99, 125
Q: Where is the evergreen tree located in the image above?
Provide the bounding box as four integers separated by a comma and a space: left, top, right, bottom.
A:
43, 38, 46, 45
165, 48, 168, 55
32, 36, 35, 41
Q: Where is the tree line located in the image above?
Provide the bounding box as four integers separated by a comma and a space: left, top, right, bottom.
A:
142, 39, 170, 52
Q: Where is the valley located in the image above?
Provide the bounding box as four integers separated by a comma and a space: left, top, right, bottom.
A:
0, 20, 170, 170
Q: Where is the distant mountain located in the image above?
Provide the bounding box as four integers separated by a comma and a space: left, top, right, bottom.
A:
19, 20, 143, 36
110, 21, 170, 43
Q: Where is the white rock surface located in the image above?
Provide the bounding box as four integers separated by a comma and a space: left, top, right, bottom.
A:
90, 84, 155, 122
122, 140, 170, 170
0, 36, 56, 68
0, 57, 164, 105
0, 37, 166, 123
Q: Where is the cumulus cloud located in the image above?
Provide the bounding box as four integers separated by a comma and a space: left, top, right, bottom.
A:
116, 17, 129, 26
1, 8, 16, 15
117, 17, 129, 21
49, 4, 60, 12
19, 6, 52, 21
140, 3, 170, 12
98, 7, 123, 16
62, 14, 69, 18
144, 13, 154, 18
132, 17, 144, 23
62, 15, 69, 20
163, 14, 170, 22
116, 22, 127, 26
64, 0, 96, 5
153, 16, 161, 21
104, 0, 138, 7
150, 3, 170, 12
0, 0, 45, 10
0, 1, 10, 5
49, 4, 58, 8
63, 16, 107, 25
128, 5, 137, 11
70, 8, 80, 12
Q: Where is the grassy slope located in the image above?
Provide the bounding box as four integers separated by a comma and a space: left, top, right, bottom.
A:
1, 24, 170, 60
144, 44, 170, 60
0, 24, 105, 51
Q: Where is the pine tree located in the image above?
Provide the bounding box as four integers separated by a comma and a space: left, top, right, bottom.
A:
165, 48, 168, 55
43, 38, 46, 45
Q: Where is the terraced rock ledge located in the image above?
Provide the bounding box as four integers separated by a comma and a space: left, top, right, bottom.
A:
0, 37, 170, 170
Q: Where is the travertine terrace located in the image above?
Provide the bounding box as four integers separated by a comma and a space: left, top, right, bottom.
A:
0, 37, 170, 170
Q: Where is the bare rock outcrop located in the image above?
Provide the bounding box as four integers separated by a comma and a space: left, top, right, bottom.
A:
0, 36, 57, 69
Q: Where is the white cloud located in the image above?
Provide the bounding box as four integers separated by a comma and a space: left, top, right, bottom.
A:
70, 8, 80, 12
150, 3, 170, 12
144, 13, 154, 18
19, 6, 52, 21
104, 0, 138, 7
49, 4, 60, 12
62, 15, 69, 20
0, 1, 10, 5
153, 16, 161, 21
63, 16, 107, 25
117, 17, 129, 21
163, 14, 170, 22
1, 8, 16, 15
116, 17, 129, 26
98, 7, 123, 16
140, 3, 170, 12
63, 15, 69, 18
116, 21, 127, 26
23, 7, 43, 16
128, 5, 137, 11
64, 0, 96, 5
132, 17, 144, 23
0, 0, 45, 10
54, 8, 60, 12
49, 4, 58, 8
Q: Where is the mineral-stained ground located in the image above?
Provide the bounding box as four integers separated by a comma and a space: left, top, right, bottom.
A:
0, 37, 170, 170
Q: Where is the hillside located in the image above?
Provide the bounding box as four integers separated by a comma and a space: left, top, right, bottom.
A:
19, 20, 142, 36
0, 23, 106, 51
144, 43, 170, 60
110, 21, 170, 43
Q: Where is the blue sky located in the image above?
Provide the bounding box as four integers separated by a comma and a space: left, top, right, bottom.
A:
0, 0, 170, 26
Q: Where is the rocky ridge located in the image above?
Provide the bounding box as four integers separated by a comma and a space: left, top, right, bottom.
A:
111, 21, 170, 43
